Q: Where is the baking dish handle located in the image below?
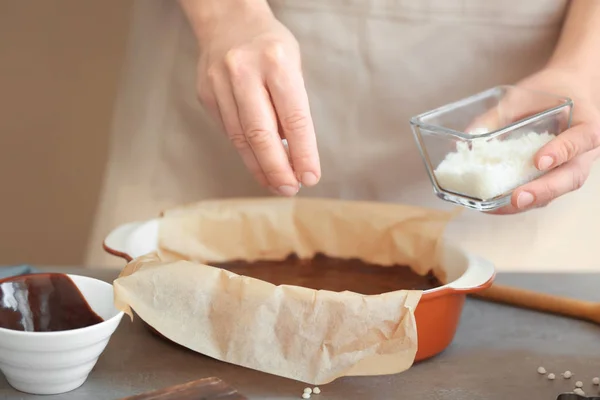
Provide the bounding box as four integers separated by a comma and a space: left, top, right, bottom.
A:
446, 254, 496, 293
103, 218, 160, 262
103, 221, 144, 261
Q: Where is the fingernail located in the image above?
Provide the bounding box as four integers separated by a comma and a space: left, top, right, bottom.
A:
517, 191, 534, 209
301, 172, 318, 186
538, 156, 554, 171
277, 185, 298, 197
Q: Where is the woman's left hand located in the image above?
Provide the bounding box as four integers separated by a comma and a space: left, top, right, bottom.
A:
493, 67, 600, 214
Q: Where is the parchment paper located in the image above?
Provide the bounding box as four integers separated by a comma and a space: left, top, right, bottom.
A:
113, 198, 457, 385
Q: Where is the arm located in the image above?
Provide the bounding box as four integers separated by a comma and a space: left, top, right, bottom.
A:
178, 0, 274, 46
547, 0, 600, 86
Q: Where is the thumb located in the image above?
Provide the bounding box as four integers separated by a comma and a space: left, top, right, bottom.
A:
464, 86, 563, 134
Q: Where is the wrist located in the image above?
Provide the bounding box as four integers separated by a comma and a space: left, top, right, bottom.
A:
179, 0, 273, 46
545, 0, 600, 86
546, 55, 595, 85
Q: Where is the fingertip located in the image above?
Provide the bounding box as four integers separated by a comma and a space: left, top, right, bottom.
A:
268, 185, 298, 197
534, 139, 558, 170
515, 190, 535, 209
536, 155, 554, 171
508, 189, 520, 209
277, 185, 299, 197
509, 189, 519, 208
300, 171, 319, 186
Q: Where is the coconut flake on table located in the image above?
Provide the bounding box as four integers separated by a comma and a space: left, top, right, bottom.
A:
434, 131, 554, 200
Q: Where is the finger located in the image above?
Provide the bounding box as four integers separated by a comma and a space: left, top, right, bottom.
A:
267, 63, 320, 186
491, 155, 592, 215
210, 71, 270, 188
534, 122, 600, 171
465, 107, 502, 134
465, 87, 560, 134
231, 76, 299, 196
464, 90, 521, 134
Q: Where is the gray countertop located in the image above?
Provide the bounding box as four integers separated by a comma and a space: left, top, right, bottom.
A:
1, 268, 599, 400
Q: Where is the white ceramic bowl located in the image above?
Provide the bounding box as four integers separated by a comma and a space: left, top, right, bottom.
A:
0, 274, 124, 395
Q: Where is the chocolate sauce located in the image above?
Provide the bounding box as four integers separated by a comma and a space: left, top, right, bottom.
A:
210, 252, 442, 295
0, 273, 104, 332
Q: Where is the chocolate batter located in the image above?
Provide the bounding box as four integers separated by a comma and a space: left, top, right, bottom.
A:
0, 273, 104, 332
210, 252, 442, 295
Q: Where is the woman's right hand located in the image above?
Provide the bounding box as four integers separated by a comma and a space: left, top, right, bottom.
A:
180, 0, 321, 196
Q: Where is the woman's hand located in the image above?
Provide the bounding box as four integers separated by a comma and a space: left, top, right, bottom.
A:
490, 0, 600, 214
492, 67, 600, 214
180, 0, 320, 196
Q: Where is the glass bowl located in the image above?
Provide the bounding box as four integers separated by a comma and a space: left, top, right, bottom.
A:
410, 85, 573, 211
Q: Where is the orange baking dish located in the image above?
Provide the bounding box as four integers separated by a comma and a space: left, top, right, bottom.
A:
104, 218, 495, 362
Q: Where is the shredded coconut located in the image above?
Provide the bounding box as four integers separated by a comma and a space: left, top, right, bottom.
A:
538, 366, 547, 374
434, 131, 553, 200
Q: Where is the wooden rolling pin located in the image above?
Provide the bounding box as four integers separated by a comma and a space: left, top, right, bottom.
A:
471, 284, 600, 324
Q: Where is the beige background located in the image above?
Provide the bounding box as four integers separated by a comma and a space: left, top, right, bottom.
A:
0, 2, 594, 271
0, 0, 132, 266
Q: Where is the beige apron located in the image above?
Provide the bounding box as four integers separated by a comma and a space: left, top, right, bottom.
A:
86, 0, 600, 271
